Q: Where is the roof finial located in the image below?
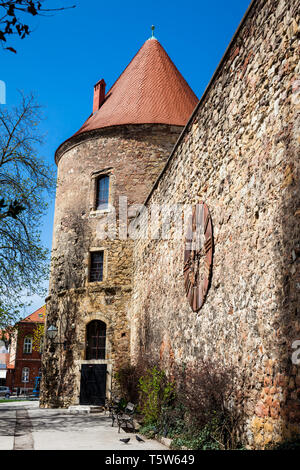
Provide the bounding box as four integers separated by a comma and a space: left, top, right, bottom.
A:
150, 25, 156, 39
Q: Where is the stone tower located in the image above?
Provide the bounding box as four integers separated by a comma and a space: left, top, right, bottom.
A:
40, 37, 197, 407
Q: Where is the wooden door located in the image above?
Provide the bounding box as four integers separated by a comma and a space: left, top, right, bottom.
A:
80, 364, 107, 405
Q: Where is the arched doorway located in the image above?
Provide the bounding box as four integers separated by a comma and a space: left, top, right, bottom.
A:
80, 320, 107, 406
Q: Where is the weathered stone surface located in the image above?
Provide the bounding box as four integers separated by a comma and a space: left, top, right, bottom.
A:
40, 124, 182, 408
41, 0, 299, 448
130, 0, 300, 448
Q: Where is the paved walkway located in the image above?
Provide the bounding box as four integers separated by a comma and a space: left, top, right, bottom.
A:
0, 401, 168, 450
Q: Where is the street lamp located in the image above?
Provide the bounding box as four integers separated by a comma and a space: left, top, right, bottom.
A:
47, 325, 67, 350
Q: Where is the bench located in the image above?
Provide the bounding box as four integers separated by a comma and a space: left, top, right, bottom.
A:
105, 397, 122, 427
116, 402, 136, 433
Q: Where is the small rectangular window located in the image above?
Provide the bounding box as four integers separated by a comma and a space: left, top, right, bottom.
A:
96, 175, 109, 210
90, 251, 104, 282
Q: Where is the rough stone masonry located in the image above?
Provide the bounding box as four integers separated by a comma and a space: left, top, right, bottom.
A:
40, 28, 199, 410
130, 0, 300, 448
40, 124, 182, 408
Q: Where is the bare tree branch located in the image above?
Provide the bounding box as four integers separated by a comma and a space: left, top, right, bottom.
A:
0, 1, 76, 52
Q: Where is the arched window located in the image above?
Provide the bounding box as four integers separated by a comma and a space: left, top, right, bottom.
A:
22, 367, 29, 383
23, 337, 32, 354
86, 320, 106, 360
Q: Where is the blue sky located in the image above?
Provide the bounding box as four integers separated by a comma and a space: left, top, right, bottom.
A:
0, 0, 251, 316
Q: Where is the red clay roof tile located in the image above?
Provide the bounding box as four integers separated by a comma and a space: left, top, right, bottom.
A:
21, 305, 46, 324
75, 38, 198, 135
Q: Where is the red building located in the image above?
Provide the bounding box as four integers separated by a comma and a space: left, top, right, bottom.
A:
0, 330, 10, 386
6, 306, 45, 394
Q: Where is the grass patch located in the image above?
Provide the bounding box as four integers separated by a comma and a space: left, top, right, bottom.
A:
0, 398, 30, 403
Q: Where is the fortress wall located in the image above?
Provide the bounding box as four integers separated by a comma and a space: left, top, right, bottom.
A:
41, 124, 181, 407
131, 0, 300, 447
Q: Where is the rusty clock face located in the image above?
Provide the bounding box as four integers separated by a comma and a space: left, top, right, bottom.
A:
184, 203, 213, 312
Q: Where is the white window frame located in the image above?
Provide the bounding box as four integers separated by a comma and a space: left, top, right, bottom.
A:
23, 337, 32, 354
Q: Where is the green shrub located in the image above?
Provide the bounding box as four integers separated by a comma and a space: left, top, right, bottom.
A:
157, 404, 186, 438
171, 418, 222, 450
173, 359, 242, 450
138, 366, 175, 425
115, 359, 244, 450
139, 422, 158, 439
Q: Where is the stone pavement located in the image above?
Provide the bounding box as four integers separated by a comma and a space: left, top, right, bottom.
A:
0, 401, 168, 450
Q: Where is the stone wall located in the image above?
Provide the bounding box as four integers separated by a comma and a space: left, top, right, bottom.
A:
41, 124, 182, 407
130, 0, 300, 448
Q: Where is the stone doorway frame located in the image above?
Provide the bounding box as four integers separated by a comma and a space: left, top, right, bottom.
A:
76, 312, 113, 404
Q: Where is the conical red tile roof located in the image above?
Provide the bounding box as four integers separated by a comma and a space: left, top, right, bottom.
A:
75, 38, 198, 135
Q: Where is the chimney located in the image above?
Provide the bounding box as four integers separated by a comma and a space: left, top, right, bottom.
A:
93, 79, 106, 113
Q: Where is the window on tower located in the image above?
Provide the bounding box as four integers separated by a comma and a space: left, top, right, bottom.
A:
89, 251, 104, 282
96, 174, 109, 210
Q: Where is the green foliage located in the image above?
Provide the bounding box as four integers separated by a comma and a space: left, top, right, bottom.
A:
171, 420, 221, 450
139, 423, 158, 439
116, 360, 243, 451
138, 366, 175, 425
0, 399, 28, 403
0, 93, 55, 327
157, 405, 186, 438
169, 414, 246, 450
172, 359, 242, 450
118, 397, 127, 411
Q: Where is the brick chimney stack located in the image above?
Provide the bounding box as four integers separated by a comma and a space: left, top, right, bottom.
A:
93, 79, 106, 113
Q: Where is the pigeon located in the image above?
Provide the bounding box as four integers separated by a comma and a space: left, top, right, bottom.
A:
120, 438, 130, 443
136, 435, 145, 442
